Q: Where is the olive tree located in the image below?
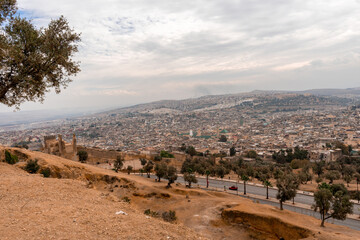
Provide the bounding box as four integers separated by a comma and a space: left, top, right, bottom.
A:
276, 173, 298, 210
313, 184, 353, 227
0, 1, 81, 109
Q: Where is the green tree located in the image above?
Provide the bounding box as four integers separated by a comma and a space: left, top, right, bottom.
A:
325, 170, 341, 184
144, 160, 154, 178
355, 173, 360, 203
241, 174, 250, 195
165, 166, 177, 188
126, 165, 133, 175
154, 162, 167, 182
160, 150, 174, 158
229, 146, 236, 156
312, 160, 325, 177
263, 180, 272, 199
184, 172, 197, 188
186, 146, 197, 157
343, 166, 354, 187
114, 155, 124, 172
276, 173, 298, 210
246, 150, 257, 159
313, 186, 353, 227
77, 150, 88, 163
0, 1, 80, 108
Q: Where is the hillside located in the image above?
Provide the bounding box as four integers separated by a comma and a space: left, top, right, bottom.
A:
105, 88, 359, 115
1, 147, 360, 239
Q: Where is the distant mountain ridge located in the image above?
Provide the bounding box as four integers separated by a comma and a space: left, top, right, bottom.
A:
106, 87, 360, 114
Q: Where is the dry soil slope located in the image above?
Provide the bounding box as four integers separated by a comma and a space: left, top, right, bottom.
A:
0, 148, 203, 240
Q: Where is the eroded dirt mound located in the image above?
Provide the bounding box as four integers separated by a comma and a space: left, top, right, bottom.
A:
222, 206, 311, 240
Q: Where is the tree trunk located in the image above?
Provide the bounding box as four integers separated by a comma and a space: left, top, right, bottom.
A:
321, 212, 325, 227
266, 186, 269, 199
280, 200, 283, 210
147, 173, 150, 178
206, 175, 209, 188
158, 176, 161, 182
293, 197, 295, 204
244, 181, 246, 195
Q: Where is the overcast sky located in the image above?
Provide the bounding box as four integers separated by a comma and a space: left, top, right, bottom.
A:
1, 0, 360, 112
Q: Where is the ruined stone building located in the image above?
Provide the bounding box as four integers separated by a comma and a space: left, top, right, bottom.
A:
43, 134, 78, 160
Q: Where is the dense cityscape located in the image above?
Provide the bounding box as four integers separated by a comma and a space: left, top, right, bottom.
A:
1, 92, 359, 162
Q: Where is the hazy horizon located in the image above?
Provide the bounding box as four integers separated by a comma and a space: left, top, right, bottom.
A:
1, 0, 360, 112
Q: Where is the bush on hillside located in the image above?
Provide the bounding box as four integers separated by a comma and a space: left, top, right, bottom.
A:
40, 167, 51, 178
5, 150, 18, 164
25, 159, 40, 174
162, 210, 177, 223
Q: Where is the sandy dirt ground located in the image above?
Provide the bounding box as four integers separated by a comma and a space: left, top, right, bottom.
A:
1, 146, 360, 240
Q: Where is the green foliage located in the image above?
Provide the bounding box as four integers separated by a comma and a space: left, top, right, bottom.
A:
40, 167, 51, 178
4, 150, 18, 164
273, 147, 308, 164
160, 150, 174, 158
184, 172, 197, 188
276, 173, 298, 210
126, 165, 133, 175
25, 159, 40, 174
162, 210, 177, 223
185, 146, 197, 156
114, 155, 124, 172
229, 146, 236, 156
290, 159, 309, 169
165, 166, 178, 188
122, 196, 131, 203
313, 184, 353, 227
143, 160, 154, 178
77, 150, 88, 163
312, 160, 326, 177
333, 141, 350, 155
140, 158, 147, 166
246, 150, 257, 159
0, 1, 81, 108
154, 162, 167, 182
325, 170, 341, 184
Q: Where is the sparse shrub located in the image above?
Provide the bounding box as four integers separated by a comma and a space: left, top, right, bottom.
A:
122, 196, 131, 203
144, 209, 159, 217
40, 168, 51, 178
5, 150, 18, 164
25, 159, 40, 174
77, 150, 88, 163
162, 210, 177, 223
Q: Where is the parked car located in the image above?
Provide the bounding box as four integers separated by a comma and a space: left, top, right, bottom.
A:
229, 185, 238, 190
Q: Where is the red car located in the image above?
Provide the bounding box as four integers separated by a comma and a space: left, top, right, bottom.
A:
229, 186, 238, 190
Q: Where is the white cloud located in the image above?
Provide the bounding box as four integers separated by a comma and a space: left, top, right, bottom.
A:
1, 0, 358, 112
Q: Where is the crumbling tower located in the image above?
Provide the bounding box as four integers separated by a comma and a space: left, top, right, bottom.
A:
58, 134, 64, 156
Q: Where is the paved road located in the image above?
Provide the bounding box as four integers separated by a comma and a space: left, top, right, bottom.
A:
179, 176, 360, 216
141, 174, 360, 231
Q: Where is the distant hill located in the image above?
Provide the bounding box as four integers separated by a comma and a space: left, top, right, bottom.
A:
105, 87, 360, 115
299, 87, 360, 97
